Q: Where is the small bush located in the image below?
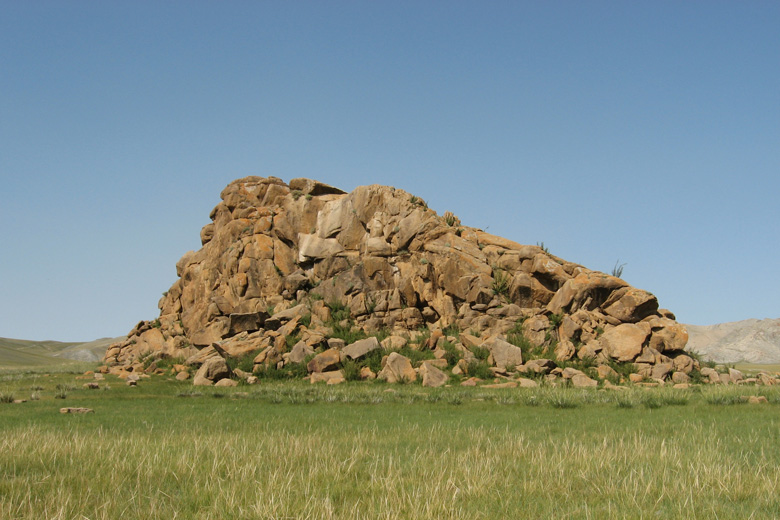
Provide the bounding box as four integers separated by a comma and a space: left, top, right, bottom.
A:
0, 392, 15, 403
341, 359, 361, 381
227, 350, 261, 373
440, 341, 462, 368
467, 360, 493, 380
442, 324, 461, 338
285, 332, 303, 349
470, 346, 491, 361
492, 268, 510, 298
331, 324, 368, 345
611, 261, 626, 278
361, 349, 385, 374
397, 346, 435, 365
326, 300, 351, 323
255, 362, 309, 380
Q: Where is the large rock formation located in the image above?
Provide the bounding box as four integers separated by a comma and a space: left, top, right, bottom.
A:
104, 176, 696, 385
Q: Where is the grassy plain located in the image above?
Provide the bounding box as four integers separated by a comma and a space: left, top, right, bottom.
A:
1, 367, 780, 519
0, 337, 121, 367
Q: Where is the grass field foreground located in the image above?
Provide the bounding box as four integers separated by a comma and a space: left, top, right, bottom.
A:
1, 369, 780, 519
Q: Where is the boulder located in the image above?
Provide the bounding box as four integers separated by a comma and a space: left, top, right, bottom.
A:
341, 337, 381, 361
310, 370, 345, 384
193, 356, 231, 385
287, 341, 315, 364
419, 361, 448, 387
485, 337, 524, 370
600, 324, 649, 362
571, 374, 598, 388
378, 352, 416, 383
307, 348, 341, 373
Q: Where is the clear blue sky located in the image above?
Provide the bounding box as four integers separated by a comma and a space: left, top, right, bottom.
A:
2, 1, 778, 341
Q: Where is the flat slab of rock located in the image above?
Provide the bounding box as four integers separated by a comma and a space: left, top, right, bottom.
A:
310, 370, 345, 384
60, 407, 94, 414
482, 381, 518, 389
516, 377, 539, 388
341, 337, 380, 361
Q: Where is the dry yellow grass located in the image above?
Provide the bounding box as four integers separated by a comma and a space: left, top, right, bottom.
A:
1, 375, 779, 518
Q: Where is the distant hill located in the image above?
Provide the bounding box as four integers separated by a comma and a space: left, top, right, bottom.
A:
0, 336, 124, 368
685, 318, 780, 364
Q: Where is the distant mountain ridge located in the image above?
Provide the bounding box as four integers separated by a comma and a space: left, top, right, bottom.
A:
685, 318, 780, 364
0, 337, 124, 367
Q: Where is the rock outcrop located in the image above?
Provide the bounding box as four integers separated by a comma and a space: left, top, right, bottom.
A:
104, 176, 697, 386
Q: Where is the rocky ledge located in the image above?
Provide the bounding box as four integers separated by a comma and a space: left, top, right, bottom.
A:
104, 176, 763, 388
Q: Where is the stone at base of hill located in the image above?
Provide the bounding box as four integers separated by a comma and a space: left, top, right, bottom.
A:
419, 361, 448, 387
571, 374, 598, 387
485, 337, 524, 370
596, 365, 620, 381
483, 381, 518, 389
747, 395, 768, 404
193, 356, 231, 386
60, 407, 94, 414
728, 368, 743, 383
516, 377, 539, 388
699, 367, 720, 384
307, 348, 341, 373
460, 377, 481, 386
378, 352, 416, 383
175, 371, 190, 381
671, 371, 690, 384
215, 378, 238, 387
359, 367, 376, 380
310, 370, 345, 384
82, 382, 100, 389
287, 341, 315, 364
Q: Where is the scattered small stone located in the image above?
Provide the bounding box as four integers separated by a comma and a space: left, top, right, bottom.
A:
60, 407, 94, 414
83, 382, 100, 390
482, 381, 518, 389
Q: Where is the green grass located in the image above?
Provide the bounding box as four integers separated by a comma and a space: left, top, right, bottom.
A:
1, 369, 780, 519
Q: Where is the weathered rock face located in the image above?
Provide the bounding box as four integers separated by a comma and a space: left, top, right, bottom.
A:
105, 176, 691, 381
